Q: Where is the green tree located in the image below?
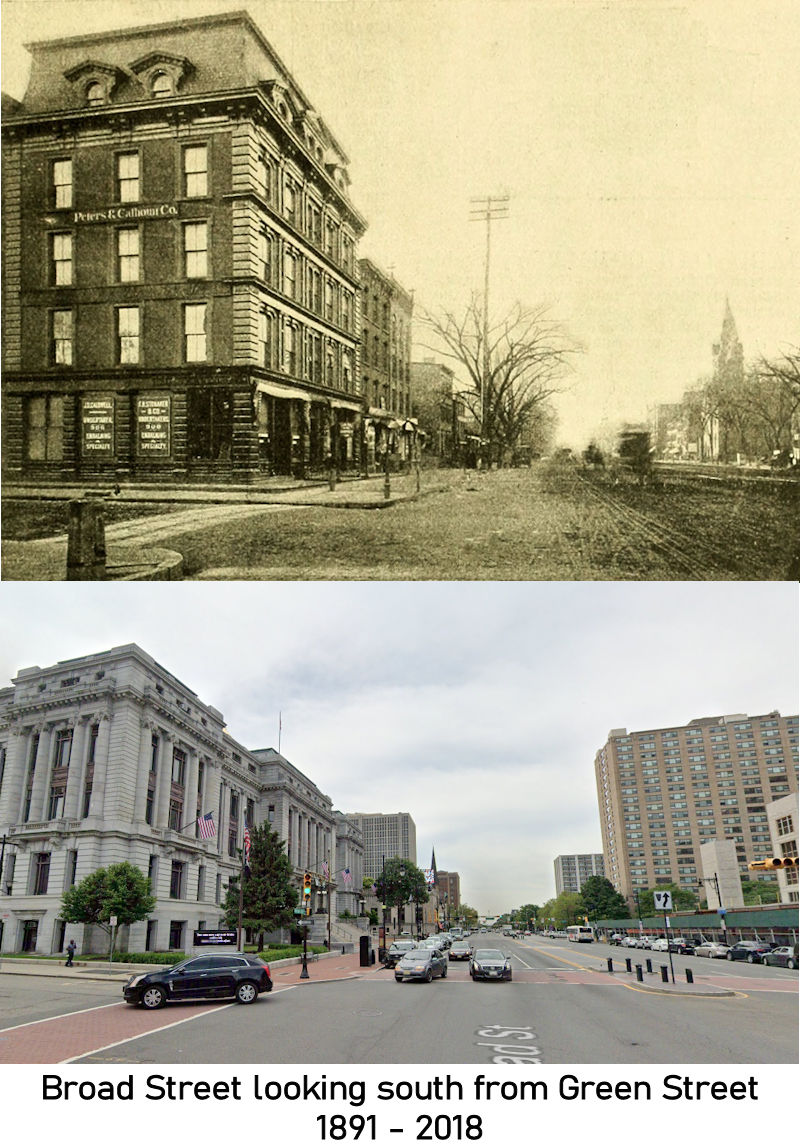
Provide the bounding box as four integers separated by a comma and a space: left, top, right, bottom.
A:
374, 857, 429, 927
456, 902, 480, 928
637, 883, 698, 916
740, 879, 780, 906
580, 876, 630, 921
61, 862, 155, 948
222, 821, 298, 946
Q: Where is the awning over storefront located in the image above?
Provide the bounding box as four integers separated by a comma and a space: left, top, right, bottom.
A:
330, 398, 363, 413
255, 379, 313, 402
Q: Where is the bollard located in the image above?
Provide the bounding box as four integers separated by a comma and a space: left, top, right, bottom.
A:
635, 964, 644, 982
383, 452, 391, 499
606, 957, 614, 973
660, 964, 669, 983
685, 967, 694, 984
67, 499, 107, 580
625, 957, 632, 973
646, 958, 653, 974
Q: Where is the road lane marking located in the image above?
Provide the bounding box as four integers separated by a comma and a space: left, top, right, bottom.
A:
0, 1000, 120, 1035
63, 1004, 232, 1063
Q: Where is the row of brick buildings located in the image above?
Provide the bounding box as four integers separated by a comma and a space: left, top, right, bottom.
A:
1, 10, 470, 485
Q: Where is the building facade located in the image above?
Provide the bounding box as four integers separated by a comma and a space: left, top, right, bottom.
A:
595, 711, 798, 907
358, 257, 415, 469
0, 644, 341, 954
553, 853, 605, 896
344, 811, 417, 881
766, 793, 799, 905
333, 811, 365, 917
1, 11, 367, 485
410, 360, 472, 466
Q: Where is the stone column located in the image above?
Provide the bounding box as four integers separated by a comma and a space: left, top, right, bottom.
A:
28, 724, 55, 822
132, 721, 155, 822
155, 731, 174, 828
0, 724, 31, 824
63, 717, 89, 821
88, 714, 112, 819
185, 749, 199, 836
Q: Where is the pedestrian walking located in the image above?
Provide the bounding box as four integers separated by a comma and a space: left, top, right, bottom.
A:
65, 938, 77, 967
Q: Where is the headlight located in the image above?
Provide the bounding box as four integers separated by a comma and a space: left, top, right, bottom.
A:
127, 975, 145, 987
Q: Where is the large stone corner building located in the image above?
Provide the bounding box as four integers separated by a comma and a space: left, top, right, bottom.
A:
1, 10, 367, 484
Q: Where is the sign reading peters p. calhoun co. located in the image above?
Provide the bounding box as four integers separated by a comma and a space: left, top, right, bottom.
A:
71, 204, 179, 224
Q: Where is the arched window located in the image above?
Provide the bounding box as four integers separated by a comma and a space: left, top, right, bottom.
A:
86, 82, 105, 106
152, 72, 173, 98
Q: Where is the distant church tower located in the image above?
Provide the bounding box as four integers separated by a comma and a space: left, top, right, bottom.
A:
704, 299, 745, 461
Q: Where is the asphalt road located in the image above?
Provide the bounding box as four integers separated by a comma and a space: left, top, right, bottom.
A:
4, 935, 792, 1065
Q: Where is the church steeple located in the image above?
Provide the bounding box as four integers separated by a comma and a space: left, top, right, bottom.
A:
713, 297, 744, 385
430, 848, 438, 885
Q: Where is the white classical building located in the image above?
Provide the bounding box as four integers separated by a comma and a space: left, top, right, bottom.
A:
0, 644, 354, 955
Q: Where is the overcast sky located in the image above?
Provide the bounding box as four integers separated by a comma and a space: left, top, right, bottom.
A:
1, 581, 796, 914
2, 0, 799, 446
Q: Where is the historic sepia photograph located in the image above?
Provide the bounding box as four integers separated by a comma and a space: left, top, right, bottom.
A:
1, 0, 798, 580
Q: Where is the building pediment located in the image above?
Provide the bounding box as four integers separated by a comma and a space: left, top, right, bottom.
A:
63, 59, 123, 105
129, 51, 194, 98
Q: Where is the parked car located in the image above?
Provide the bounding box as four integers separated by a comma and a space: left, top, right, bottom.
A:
761, 946, 797, 969
668, 937, 695, 954
609, 934, 624, 946
384, 940, 418, 968
470, 948, 513, 981
621, 936, 640, 948
123, 952, 272, 1009
694, 940, 730, 959
449, 941, 472, 961
726, 941, 775, 963
395, 947, 448, 983
650, 938, 669, 952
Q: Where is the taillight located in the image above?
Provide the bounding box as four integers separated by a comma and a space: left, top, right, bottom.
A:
261, 962, 270, 976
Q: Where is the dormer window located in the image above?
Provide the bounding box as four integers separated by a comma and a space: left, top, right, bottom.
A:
152, 72, 173, 99
130, 51, 193, 99
64, 60, 121, 106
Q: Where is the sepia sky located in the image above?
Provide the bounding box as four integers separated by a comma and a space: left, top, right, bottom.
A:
2, 0, 799, 446
0, 580, 796, 914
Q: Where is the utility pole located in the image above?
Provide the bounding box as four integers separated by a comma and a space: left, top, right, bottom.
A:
469, 195, 509, 457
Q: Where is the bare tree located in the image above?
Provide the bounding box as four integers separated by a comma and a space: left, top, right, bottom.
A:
421, 296, 580, 465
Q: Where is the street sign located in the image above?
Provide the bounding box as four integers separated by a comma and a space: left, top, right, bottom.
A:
653, 891, 673, 911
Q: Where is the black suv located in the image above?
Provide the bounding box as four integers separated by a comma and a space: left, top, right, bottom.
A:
123, 953, 272, 1009
383, 940, 418, 968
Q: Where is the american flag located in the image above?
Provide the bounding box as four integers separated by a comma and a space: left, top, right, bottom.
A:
321, 859, 330, 881
243, 823, 251, 866
197, 812, 216, 839
342, 867, 352, 887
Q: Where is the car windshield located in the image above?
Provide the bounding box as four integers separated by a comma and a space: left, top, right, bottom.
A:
474, 949, 504, 960
402, 950, 432, 960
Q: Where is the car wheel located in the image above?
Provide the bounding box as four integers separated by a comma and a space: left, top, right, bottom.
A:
787, 960, 796, 970
395, 975, 402, 982
726, 952, 733, 960
141, 985, 166, 1010
425, 969, 433, 983
747, 954, 755, 964
235, 981, 258, 1004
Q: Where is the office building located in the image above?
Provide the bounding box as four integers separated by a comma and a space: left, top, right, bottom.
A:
2, 11, 366, 484
344, 812, 416, 880
595, 711, 798, 906
0, 644, 340, 954
553, 853, 605, 896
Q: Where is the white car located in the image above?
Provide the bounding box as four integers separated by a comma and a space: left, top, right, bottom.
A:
621, 936, 639, 947
650, 938, 669, 951
694, 940, 730, 959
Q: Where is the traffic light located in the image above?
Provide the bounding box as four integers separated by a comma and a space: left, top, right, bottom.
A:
748, 857, 798, 870
303, 871, 313, 914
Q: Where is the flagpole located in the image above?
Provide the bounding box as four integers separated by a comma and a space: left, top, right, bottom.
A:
278, 711, 282, 754
236, 846, 244, 950
327, 857, 332, 951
